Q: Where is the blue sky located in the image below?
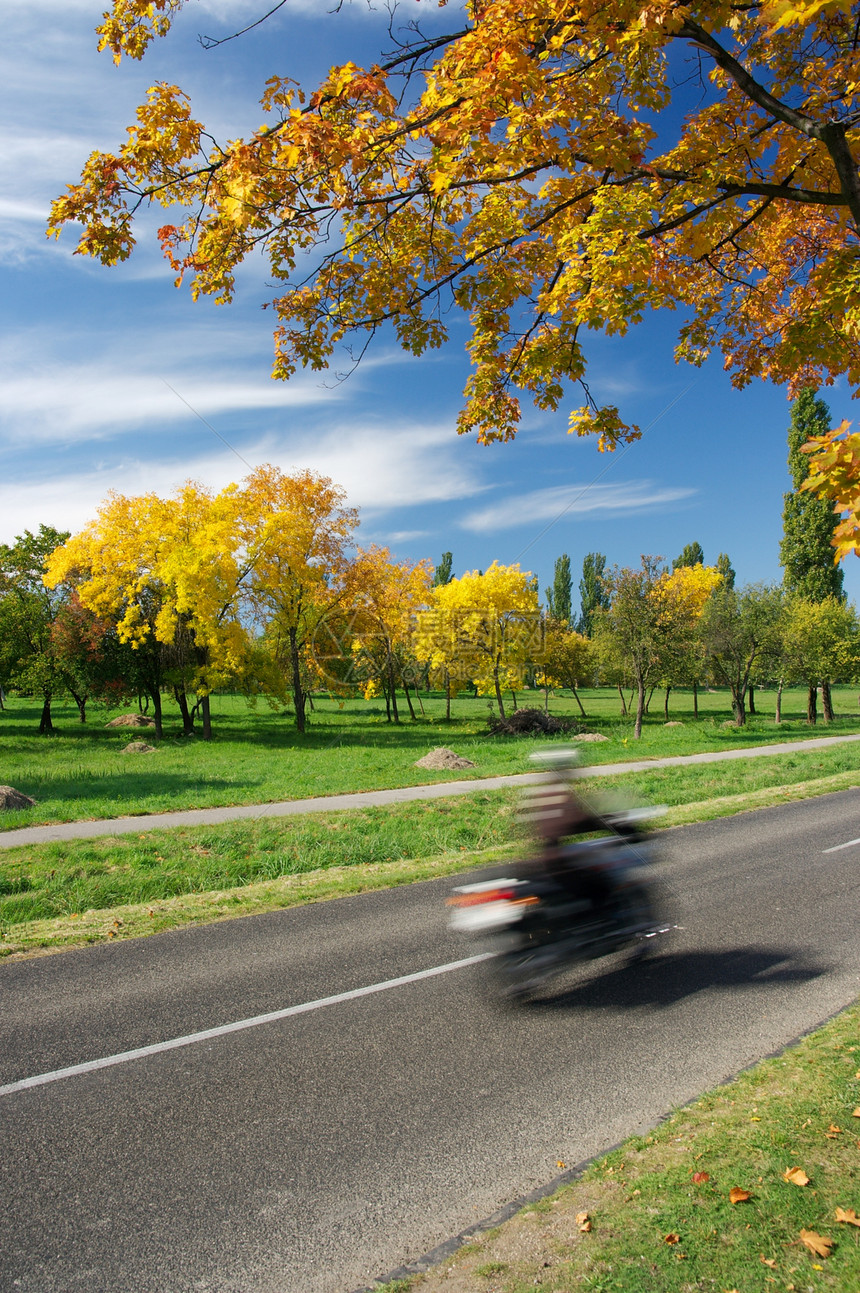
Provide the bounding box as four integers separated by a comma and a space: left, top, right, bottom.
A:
3, 0, 858, 610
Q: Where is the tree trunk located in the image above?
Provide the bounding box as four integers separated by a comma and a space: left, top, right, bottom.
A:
634, 677, 646, 740
822, 680, 834, 722
387, 655, 400, 723
570, 686, 587, 718
289, 627, 306, 733
0, 685, 5, 710
543, 675, 549, 714
402, 675, 417, 721
38, 692, 55, 735
510, 689, 518, 712
445, 671, 451, 721
663, 686, 671, 721
200, 693, 212, 741
70, 690, 88, 723
807, 682, 818, 725
748, 683, 756, 715
494, 663, 506, 720
732, 690, 746, 725
617, 684, 628, 717
174, 687, 194, 735
645, 686, 655, 715
147, 687, 163, 739
692, 681, 698, 720
775, 679, 783, 724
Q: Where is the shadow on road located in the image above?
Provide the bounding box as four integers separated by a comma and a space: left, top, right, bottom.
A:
527, 945, 831, 1012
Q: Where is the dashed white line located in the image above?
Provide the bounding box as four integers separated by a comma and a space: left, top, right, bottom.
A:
822, 836, 860, 854
0, 952, 494, 1098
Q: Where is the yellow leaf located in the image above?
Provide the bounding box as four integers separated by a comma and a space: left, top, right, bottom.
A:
799, 1229, 833, 1258
576, 1211, 592, 1232
760, 1255, 777, 1268
729, 1186, 752, 1203
783, 1166, 810, 1186
852, 1107, 860, 1118
835, 1207, 860, 1227
825, 1124, 842, 1138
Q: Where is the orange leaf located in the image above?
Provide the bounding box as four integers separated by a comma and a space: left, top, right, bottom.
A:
799, 1229, 833, 1258
576, 1211, 592, 1233
852, 1107, 860, 1118
825, 1124, 842, 1138
729, 1186, 752, 1203
835, 1207, 860, 1227
760, 1256, 777, 1269
691, 1171, 710, 1183
783, 1166, 810, 1186
664, 1232, 680, 1244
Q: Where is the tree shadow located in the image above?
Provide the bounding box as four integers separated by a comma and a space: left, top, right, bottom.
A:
525, 945, 831, 1013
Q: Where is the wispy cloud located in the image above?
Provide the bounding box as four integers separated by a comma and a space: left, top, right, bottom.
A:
460, 481, 696, 532
0, 417, 488, 545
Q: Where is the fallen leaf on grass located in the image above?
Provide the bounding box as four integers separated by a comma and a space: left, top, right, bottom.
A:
664, 1232, 680, 1245
691, 1171, 710, 1183
729, 1186, 752, 1203
576, 1211, 591, 1233
783, 1166, 810, 1186
760, 1256, 777, 1269
835, 1207, 860, 1227
852, 1107, 860, 1118
825, 1124, 842, 1138
799, 1230, 833, 1258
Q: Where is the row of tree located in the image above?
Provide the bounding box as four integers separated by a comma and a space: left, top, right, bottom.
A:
0, 392, 853, 739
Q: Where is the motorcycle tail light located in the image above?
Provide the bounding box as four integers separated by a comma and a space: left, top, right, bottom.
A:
447, 889, 539, 907
447, 887, 518, 907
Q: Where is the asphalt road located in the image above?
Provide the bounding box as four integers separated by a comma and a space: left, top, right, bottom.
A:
2, 790, 860, 1292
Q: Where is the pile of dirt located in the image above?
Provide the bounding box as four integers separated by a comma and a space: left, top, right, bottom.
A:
664, 721, 684, 727
487, 708, 582, 736
122, 741, 157, 754
0, 785, 35, 810
414, 747, 476, 770
106, 713, 156, 729
573, 731, 609, 742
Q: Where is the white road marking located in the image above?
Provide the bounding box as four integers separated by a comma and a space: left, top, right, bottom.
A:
0, 952, 494, 1098
822, 836, 860, 854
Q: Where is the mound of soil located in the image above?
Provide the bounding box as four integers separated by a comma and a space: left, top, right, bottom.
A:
573, 731, 609, 742
106, 714, 156, 729
414, 747, 476, 771
122, 741, 157, 753
0, 785, 35, 810
487, 708, 582, 736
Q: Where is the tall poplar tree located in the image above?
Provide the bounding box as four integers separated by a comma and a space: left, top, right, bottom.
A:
577, 553, 609, 638
780, 390, 844, 603
672, 542, 704, 570
545, 554, 572, 625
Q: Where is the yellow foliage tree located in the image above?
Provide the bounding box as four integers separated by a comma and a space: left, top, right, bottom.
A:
237, 466, 359, 733
416, 562, 541, 719
349, 546, 433, 722
50, 1, 860, 457
651, 562, 723, 718
542, 619, 593, 718
45, 483, 252, 738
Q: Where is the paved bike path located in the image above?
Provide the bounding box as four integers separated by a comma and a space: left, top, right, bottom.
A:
3, 731, 860, 851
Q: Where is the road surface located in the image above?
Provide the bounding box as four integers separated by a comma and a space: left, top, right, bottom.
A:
1, 790, 859, 1291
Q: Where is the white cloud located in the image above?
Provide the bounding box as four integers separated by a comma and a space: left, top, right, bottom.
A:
0, 418, 487, 544
460, 481, 696, 532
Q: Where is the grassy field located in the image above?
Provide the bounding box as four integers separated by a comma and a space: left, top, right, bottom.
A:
3, 738, 860, 957
380, 1000, 860, 1293
2, 685, 860, 831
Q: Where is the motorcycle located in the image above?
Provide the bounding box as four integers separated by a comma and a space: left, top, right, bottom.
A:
447, 804, 672, 1001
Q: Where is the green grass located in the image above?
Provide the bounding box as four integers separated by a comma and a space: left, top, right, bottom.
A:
4, 739, 860, 958
2, 686, 860, 831
398, 1001, 860, 1293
